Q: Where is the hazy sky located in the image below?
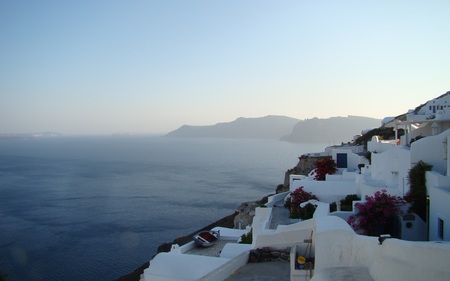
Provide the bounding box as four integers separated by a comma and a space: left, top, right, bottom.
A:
1, 1, 449, 135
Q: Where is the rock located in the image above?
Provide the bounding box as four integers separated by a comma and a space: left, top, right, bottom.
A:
276, 184, 285, 194
234, 201, 260, 229
248, 249, 262, 263
248, 248, 291, 263
278, 154, 328, 193
270, 251, 281, 259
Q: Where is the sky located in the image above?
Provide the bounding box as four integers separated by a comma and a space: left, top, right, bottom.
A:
1, 1, 449, 135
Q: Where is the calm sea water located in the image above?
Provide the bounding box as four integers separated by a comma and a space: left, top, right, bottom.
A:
0, 136, 326, 281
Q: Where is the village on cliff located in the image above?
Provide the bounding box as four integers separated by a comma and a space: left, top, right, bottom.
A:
141, 92, 450, 281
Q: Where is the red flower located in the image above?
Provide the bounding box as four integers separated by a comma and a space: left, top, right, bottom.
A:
312, 157, 337, 181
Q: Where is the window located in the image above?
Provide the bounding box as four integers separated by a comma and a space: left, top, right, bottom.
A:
438, 218, 444, 240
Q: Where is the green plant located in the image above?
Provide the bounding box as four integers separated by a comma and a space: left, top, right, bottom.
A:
354, 127, 402, 147
329, 202, 337, 212
299, 203, 317, 220
289, 208, 300, 219
340, 194, 360, 211
405, 160, 432, 221
330, 194, 360, 212
239, 231, 252, 244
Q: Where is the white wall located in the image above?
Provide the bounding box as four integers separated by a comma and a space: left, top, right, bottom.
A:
326, 171, 357, 181
411, 129, 450, 176
367, 136, 396, 153
290, 178, 358, 204
332, 149, 368, 172
253, 217, 315, 249
143, 253, 231, 281
427, 171, 450, 241
314, 216, 356, 270
331, 148, 363, 171
314, 216, 450, 281
368, 239, 450, 281
369, 145, 411, 195
251, 206, 273, 238
265, 191, 289, 207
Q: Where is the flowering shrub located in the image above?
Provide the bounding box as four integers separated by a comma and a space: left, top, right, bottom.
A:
311, 157, 337, 181
347, 189, 405, 236
285, 187, 318, 218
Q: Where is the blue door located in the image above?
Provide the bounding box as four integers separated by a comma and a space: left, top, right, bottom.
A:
336, 153, 348, 168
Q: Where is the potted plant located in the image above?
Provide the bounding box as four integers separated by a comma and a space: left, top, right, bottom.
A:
239, 230, 252, 244
347, 189, 405, 236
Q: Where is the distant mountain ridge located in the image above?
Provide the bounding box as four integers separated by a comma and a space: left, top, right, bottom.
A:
165, 115, 300, 139
165, 115, 381, 143
280, 115, 381, 144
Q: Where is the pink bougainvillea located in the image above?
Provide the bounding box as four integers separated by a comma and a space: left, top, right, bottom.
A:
347, 189, 405, 236
286, 186, 318, 218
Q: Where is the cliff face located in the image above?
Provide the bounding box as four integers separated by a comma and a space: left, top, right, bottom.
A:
277, 155, 327, 193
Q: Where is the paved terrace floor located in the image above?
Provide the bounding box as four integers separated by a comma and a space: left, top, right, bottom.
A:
269, 201, 291, 229
185, 240, 232, 257
224, 261, 290, 281
224, 199, 293, 281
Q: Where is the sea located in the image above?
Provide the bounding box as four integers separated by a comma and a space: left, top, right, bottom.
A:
0, 135, 327, 281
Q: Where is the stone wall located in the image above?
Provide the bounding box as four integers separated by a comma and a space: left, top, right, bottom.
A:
248, 247, 291, 263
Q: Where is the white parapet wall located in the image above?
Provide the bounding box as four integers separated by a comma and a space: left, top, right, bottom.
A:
314, 216, 450, 281
251, 206, 273, 237
143, 253, 232, 281
289, 175, 359, 204
368, 239, 450, 281
265, 191, 289, 207
253, 218, 315, 249
199, 251, 250, 281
